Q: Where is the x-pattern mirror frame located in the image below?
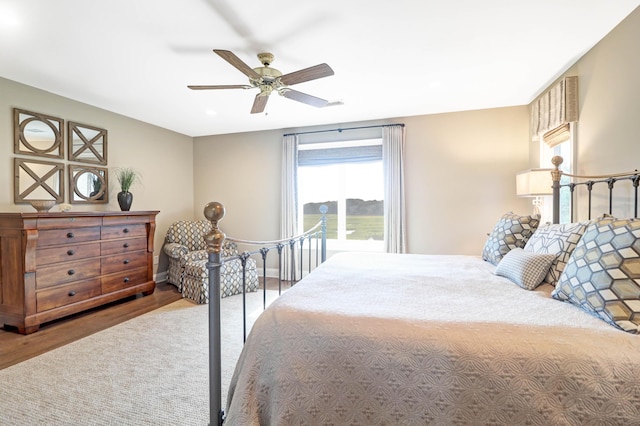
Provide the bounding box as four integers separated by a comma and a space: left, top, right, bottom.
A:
13, 108, 64, 159
11, 109, 112, 206
14, 158, 65, 204
69, 165, 109, 204
68, 121, 108, 165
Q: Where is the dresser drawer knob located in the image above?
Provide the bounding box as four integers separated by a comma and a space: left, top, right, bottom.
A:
68, 269, 75, 276
123, 243, 130, 248
68, 291, 76, 297
123, 259, 130, 264
67, 249, 75, 256
67, 232, 74, 238
123, 277, 130, 283
123, 228, 130, 234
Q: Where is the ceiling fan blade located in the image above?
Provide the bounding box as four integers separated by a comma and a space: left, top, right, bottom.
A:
251, 93, 269, 114
280, 63, 334, 86
188, 84, 253, 90
281, 89, 328, 108
207, 0, 257, 46
213, 49, 262, 80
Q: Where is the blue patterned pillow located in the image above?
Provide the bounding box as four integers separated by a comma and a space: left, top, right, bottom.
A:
482, 212, 541, 265
495, 248, 556, 290
552, 217, 640, 333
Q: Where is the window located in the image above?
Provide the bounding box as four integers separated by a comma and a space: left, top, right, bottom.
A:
540, 124, 573, 223
298, 139, 384, 251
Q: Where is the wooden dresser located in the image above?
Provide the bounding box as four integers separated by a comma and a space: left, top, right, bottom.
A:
0, 211, 159, 334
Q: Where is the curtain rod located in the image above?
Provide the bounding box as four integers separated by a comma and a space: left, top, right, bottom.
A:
283, 123, 404, 137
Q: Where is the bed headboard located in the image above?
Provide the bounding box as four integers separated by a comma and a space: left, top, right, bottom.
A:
551, 156, 640, 224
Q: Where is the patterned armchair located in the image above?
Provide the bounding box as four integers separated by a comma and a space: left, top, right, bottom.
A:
163, 220, 258, 301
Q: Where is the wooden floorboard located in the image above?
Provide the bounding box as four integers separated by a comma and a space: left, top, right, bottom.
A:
0, 281, 182, 370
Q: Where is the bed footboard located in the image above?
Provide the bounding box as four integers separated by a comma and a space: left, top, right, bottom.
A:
203, 201, 327, 425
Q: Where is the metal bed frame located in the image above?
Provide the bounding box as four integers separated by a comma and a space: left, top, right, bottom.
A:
551, 155, 639, 223
202, 202, 327, 425
200, 155, 638, 424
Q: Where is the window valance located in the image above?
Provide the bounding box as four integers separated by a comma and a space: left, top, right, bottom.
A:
532, 76, 578, 141
298, 143, 382, 166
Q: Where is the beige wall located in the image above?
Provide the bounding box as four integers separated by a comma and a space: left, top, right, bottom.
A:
530, 6, 640, 218
572, 7, 640, 173
5, 5, 638, 275
194, 107, 531, 256
1, 77, 195, 276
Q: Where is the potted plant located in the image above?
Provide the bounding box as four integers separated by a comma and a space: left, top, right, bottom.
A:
115, 167, 139, 211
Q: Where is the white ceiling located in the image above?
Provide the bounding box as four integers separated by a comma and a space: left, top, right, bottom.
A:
1, 1, 638, 137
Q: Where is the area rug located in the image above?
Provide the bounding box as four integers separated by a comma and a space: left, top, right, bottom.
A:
0, 290, 279, 425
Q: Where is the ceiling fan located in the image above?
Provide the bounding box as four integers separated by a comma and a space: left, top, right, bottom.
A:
188, 49, 335, 114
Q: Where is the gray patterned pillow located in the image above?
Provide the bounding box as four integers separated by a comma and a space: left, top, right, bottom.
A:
552, 217, 640, 334
495, 248, 556, 290
482, 212, 541, 265
524, 221, 590, 286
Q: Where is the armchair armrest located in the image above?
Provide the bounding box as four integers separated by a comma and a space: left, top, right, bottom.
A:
163, 242, 188, 259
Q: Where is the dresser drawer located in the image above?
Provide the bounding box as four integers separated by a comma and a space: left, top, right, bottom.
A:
102, 267, 148, 293
36, 278, 101, 312
101, 237, 147, 256
101, 224, 147, 240
36, 217, 102, 230
36, 242, 101, 266
36, 259, 101, 289
101, 251, 148, 275
37, 227, 101, 247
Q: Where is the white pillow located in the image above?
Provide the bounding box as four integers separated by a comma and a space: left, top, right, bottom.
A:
524, 221, 590, 286
495, 248, 556, 290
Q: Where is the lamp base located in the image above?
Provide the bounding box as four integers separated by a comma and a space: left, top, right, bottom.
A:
531, 196, 542, 217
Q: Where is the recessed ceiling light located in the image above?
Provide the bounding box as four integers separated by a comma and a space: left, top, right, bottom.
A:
0, 7, 20, 29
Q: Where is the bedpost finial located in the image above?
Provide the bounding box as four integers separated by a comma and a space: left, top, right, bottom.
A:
204, 201, 225, 223
204, 202, 226, 254
551, 156, 564, 168
551, 156, 564, 182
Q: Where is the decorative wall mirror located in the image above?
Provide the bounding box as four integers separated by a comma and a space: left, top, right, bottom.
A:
13, 108, 64, 159
14, 158, 64, 203
68, 121, 108, 164
69, 165, 109, 204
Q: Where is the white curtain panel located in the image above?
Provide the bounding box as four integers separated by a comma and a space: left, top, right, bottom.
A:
382, 126, 407, 253
281, 134, 298, 280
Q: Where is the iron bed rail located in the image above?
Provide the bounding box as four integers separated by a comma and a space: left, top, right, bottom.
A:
551, 155, 639, 223
202, 202, 328, 425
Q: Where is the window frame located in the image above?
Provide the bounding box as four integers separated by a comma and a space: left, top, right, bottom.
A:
297, 138, 384, 252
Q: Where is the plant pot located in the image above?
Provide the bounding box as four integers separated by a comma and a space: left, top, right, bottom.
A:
117, 191, 133, 211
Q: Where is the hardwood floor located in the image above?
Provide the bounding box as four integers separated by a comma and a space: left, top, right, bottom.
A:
0, 281, 182, 370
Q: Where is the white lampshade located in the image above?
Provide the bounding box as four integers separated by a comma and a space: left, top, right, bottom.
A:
516, 169, 553, 196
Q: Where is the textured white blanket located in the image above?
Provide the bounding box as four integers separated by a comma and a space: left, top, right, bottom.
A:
226, 253, 640, 425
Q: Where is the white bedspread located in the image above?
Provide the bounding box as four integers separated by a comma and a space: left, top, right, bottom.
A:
226, 252, 640, 425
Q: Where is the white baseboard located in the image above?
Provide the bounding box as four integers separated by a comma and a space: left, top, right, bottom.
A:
154, 270, 168, 283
